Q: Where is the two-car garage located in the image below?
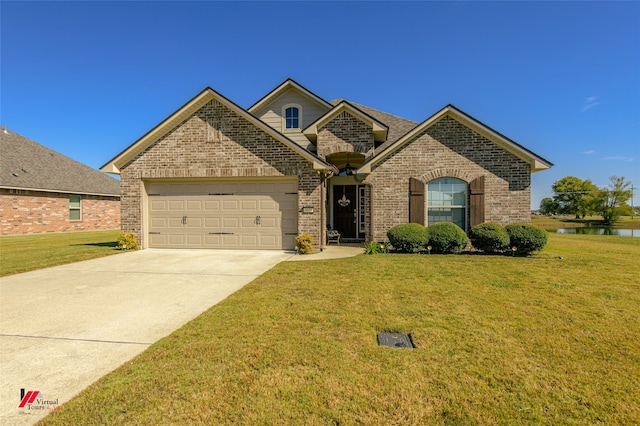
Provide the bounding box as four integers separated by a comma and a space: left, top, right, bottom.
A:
145, 179, 298, 250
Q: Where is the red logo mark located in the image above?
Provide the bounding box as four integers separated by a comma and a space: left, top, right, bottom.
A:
19, 390, 40, 408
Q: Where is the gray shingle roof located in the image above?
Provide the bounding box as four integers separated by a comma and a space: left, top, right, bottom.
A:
0, 128, 120, 196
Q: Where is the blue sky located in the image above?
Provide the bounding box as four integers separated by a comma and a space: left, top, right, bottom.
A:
2, 1, 639, 209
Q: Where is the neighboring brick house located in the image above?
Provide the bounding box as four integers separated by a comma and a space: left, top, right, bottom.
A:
101, 79, 551, 250
0, 128, 120, 235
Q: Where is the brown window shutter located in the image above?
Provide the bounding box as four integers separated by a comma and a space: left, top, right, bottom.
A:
469, 176, 485, 228
409, 178, 425, 224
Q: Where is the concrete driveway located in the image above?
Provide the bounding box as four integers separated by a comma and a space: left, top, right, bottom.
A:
0, 249, 292, 425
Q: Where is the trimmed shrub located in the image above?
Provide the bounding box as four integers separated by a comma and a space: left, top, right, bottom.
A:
469, 223, 510, 253
117, 232, 139, 250
387, 223, 429, 253
295, 233, 314, 254
505, 223, 548, 255
427, 222, 468, 254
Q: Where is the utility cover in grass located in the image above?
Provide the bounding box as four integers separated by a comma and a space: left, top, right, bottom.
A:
377, 332, 415, 349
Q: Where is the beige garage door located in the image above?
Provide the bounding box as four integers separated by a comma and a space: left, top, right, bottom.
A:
147, 180, 298, 249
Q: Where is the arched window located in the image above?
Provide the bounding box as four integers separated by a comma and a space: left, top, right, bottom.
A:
284, 106, 300, 130
427, 178, 467, 229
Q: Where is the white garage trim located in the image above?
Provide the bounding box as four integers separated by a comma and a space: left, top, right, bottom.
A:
143, 178, 298, 250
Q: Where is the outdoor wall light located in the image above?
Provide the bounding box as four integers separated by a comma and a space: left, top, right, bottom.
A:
301, 206, 314, 214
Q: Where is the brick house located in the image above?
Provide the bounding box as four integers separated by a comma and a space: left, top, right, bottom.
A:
1, 128, 120, 235
101, 79, 551, 250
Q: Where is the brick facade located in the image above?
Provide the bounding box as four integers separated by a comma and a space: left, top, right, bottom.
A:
120, 99, 323, 248
0, 189, 120, 235
364, 115, 531, 242
317, 112, 375, 159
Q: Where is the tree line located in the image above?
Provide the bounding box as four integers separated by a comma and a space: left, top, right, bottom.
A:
539, 175, 634, 224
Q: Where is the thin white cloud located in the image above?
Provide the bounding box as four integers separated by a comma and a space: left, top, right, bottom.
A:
581, 96, 599, 112
604, 155, 635, 162
581, 150, 595, 155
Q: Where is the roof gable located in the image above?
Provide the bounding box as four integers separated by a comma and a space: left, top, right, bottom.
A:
248, 78, 333, 116
0, 129, 120, 196
101, 87, 332, 174
302, 101, 389, 143
359, 104, 553, 173
330, 99, 419, 145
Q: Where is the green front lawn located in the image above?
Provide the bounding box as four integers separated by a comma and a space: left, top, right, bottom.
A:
0, 230, 121, 277
40, 233, 640, 425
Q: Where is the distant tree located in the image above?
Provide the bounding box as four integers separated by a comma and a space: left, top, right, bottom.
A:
539, 197, 557, 215
551, 176, 598, 218
594, 176, 633, 224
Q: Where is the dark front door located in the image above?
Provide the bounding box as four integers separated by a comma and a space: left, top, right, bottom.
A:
333, 185, 357, 238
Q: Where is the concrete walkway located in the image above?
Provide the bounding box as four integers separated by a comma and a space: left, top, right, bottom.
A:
0, 249, 293, 425
286, 244, 363, 261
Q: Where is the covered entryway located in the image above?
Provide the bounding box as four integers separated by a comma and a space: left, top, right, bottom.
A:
146, 179, 298, 249
329, 177, 368, 242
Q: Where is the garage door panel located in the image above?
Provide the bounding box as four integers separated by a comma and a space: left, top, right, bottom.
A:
222, 217, 239, 228
259, 199, 278, 211
186, 234, 203, 245
150, 217, 167, 228
168, 200, 185, 211
148, 180, 298, 249
149, 234, 167, 246
279, 198, 298, 211
241, 199, 258, 210
168, 217, 186, 228
259, 235, 277, 247
204, 217, 220, 227
186, 200, 203, 211
222, 234, 240, 246
186, 217, 202, 228
222, 200, 239, 211
240, 235, 258, 246
204, 200, 221, 211
259, 217, 278, 229
151, 200, 168, 211
168, 234, 185, 245
241, 217, 258, 227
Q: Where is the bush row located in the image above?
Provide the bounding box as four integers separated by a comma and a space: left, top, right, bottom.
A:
386, 222, 547, 255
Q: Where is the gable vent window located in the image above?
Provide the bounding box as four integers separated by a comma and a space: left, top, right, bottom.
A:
69, 195, 82, 221
427, 178, 467, 230
282, 104, 302, 131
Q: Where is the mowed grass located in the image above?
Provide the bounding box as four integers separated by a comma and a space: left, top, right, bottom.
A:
0, 230, 121, 276
41, 234, 640, 425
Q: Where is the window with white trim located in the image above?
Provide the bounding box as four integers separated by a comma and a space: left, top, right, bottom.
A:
427, 178, 467, 229
282, 104, 302, 131
69, 195, 81, 221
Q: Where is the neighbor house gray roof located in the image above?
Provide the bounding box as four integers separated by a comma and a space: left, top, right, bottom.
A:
0, 128, 120, 196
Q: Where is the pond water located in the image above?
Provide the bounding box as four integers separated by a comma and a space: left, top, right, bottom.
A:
550, 228, 640, 237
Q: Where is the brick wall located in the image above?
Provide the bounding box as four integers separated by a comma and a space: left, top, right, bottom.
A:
317, 111, 375, 159
365, 114, 531, 242
0, 189, 120, 235
120, 99, 323, 248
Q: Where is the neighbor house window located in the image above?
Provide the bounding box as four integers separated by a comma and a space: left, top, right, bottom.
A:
282, 104, 302, 131
69, 195, 81, 221
427, 178, 467, 229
